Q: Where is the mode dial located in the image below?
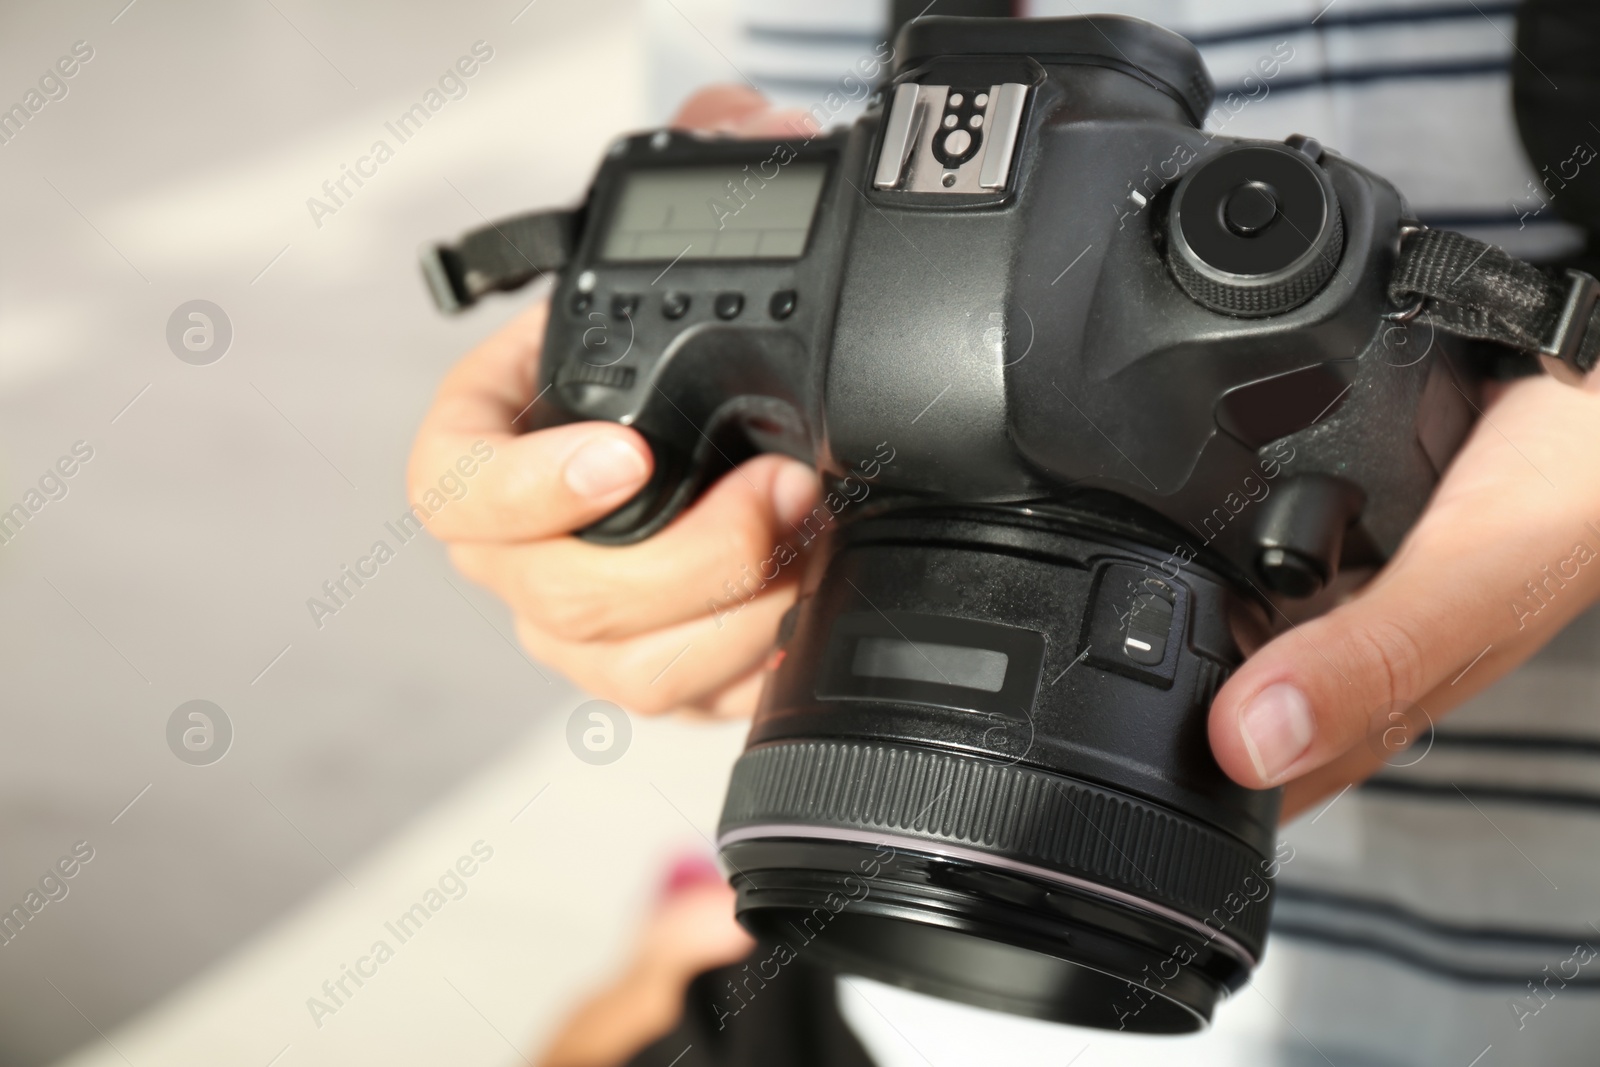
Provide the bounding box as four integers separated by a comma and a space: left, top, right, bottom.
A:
1166, 141, 1344, 317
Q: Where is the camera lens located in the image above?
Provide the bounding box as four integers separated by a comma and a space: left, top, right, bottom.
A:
718, 504, 1279, 1033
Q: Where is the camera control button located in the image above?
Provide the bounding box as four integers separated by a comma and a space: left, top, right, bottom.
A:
661, 291, 690, 319
1167, 142, 1344, 316
769, 290, 798, 320
714, 292, 744, 320
611, 293, 640, 320
1122, 585, 1175, 666
1223, 182, 1278, 237
1284, 133, 1324, 162
1082, 563, 1184, 686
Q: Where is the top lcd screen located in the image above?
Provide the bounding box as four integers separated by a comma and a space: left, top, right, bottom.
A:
600, 163, 827, 262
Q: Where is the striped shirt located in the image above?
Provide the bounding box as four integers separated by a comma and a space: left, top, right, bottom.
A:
646, 3, 1600, 1063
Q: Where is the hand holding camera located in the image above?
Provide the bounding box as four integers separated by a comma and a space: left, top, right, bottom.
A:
409, 89, 824, 719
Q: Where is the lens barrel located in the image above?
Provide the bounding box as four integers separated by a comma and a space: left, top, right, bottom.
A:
717, 505, 1280, 1032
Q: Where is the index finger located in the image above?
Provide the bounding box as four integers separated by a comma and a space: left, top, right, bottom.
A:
407, 299, 654, 542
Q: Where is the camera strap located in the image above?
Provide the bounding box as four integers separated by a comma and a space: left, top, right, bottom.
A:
1389, 227, 1600, 382
419, 207, 1600, 383
420, 209, 578, 314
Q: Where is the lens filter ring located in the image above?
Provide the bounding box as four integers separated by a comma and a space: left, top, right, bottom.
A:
717, 738, 1275, 1029
720, 822, 1258, 970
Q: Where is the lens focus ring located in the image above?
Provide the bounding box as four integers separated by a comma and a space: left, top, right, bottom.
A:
720, 738, 1274, 956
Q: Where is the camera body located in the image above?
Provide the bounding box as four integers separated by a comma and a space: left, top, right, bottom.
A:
534, 18, 1471, 586
432, 14, 1488, 1032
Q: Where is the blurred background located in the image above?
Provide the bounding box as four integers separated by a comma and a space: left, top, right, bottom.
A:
0, 2, 738, 1063
0, 1, 1574, 1065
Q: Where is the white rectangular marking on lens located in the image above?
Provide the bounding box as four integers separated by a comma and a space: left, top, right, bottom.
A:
851, 637, 1009, 693
1125, 637, 1153, 652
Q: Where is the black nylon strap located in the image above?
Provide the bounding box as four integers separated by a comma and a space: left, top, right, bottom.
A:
1388, 227, 1600, 380
420, 209, 577, 313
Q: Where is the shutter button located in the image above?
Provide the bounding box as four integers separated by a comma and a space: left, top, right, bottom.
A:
1223, 181, 1279, 236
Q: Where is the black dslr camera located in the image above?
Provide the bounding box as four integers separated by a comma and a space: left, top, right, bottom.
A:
425, 15, 1598, 1033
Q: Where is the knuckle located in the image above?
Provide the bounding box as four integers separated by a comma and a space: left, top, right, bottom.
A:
446, 544, 487, 583
720, 512, 775, 571
1347, 617, 1429, 706
621, 682, 681, 717
517, 569, 620, 643
404, 454, 435, 513
609, 672, 673, 716
510, 614, 555, 660
488, 458, 541, 518
609, 647, 697, 716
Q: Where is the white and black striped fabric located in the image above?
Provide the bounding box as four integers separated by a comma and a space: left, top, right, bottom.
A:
727, 0, 1585, 261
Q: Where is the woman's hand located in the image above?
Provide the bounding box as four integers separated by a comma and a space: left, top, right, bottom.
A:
408, 88, 820, 717
1209, 372, 1600, 817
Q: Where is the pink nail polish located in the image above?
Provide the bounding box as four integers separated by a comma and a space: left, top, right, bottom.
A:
660, 853, 723, 901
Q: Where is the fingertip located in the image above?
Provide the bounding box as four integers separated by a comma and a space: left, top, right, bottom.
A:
1236, 682, 1316, 786
1208, 693, 1259, 789
734, 107, 819, 138
769, 458, 820, 528
471, 297, 549, 367
669, 84, 768, 130
510, 296, 549, 327
474, 421, 655, 537
658, 852, 724, 902
1210, 674, 1316, 790
560, 430, 652, 501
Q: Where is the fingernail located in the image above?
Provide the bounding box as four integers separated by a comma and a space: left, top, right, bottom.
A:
1238, 683, 1315, 783
563, 437, 648, 498
771, 461, 818, 527
659, 852, 723, 901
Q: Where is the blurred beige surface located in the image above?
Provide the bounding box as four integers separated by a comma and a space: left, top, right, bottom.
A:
53, 713, 750, 1067
0, 1, 660, 1062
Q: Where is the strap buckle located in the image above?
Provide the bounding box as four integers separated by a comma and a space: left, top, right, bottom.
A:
1383, 221, 1428, 322
421, 209, 578, 314
1538, 269, 1600, 385
420, 245, 468, 314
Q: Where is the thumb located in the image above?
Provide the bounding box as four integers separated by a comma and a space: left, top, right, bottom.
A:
1207, 544, 1521, 790
669, 84, 768, 131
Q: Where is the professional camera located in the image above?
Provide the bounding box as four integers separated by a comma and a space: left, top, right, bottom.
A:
425, 14, 1599, 1033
